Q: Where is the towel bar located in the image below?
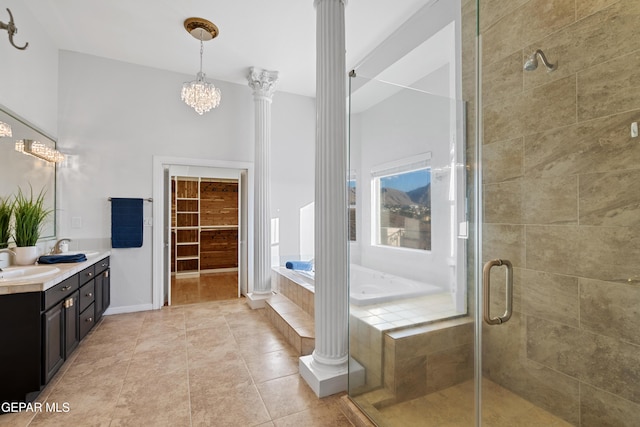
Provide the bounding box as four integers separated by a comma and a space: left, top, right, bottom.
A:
108, 197, 153, 202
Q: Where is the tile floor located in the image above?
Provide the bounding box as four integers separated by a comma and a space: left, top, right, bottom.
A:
1, 298, 351, 427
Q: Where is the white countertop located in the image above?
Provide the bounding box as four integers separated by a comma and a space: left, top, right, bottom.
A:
0, 251, 111, 296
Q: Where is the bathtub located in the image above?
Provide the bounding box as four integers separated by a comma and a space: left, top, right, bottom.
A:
281, 264, 442, 306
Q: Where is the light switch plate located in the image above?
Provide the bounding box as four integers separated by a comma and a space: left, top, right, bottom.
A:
632, 122, 638, 138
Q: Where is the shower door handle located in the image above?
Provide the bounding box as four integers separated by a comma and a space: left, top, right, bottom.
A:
483, 259, 513, 325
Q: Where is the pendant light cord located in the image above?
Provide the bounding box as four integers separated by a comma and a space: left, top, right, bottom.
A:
199, 39, 204, 74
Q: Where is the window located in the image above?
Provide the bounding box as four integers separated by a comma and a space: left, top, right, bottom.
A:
348, 177, 356, 241
372, 154, 431, 250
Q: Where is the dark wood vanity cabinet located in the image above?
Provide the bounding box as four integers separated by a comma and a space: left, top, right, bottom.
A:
78, 264, 96, 340
43, 288, 79, 384
0, 256, 110, 406
94, 257, 110, 322
42, 274, 80, 384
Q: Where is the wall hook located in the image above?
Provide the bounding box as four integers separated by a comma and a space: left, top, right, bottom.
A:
0, 8, 29, 50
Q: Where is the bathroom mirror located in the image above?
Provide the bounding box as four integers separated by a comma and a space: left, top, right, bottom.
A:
0, 104, 56, 240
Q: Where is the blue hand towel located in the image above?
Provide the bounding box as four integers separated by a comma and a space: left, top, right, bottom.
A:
38, 254, 88, 264
111, 198, 144, 248
285, 261, 313, 271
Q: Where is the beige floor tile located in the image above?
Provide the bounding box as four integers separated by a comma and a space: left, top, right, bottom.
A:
110, 407, 191, 427
189, 359, 254, 395
243, 348, 299, 384
256, 374, 320, 420
234, 328, 290, 356
113, 371, 190, 419
190, 382, 271, 427
125, 347, 188, 381
0, 411, 38, 427
272, 402, 353, 427
133, 329, 187, 353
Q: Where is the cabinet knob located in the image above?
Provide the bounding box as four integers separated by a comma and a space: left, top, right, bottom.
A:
86, 292, 93, 297
61, 285, 71, 291
87, 272, 93, 277
86, 317, 93, 322
101, 263, 107, 267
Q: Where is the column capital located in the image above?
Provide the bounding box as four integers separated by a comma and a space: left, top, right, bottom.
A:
313, 0, 348, 8
247, 67, 279, 99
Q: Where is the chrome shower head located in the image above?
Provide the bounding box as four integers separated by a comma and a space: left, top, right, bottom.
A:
524, 56, 538, 71
524, 49, 557, 72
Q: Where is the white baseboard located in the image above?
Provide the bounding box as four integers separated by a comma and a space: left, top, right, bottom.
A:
104, 303, 154, 315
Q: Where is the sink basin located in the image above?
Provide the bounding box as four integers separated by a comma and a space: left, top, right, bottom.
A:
0, 266, 61, 282
57, 250, 100, 258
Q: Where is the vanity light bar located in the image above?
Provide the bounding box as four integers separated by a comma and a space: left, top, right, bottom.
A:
0, 121, 11, 137
15, 139, 64, 163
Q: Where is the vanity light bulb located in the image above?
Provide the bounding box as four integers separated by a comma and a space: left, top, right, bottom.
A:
15, 139, 64, 163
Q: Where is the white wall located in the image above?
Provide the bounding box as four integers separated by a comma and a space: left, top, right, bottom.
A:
56, 51, 315, 311
271, 92, 315, 264
0, 1, 58, 135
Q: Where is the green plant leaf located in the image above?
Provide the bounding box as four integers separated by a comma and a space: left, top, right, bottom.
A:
0, 195, 13, 248
12, 185, 52, 247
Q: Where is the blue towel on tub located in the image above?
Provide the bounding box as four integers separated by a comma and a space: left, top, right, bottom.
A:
111, 198, 143, 248
285, 260, 313, 271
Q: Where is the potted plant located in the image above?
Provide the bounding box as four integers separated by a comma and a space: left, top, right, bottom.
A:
0, 196, 12, 249
12, 186, 51, 265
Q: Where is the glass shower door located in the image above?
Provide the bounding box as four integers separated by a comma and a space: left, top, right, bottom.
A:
478, 0, 640, 425
346, 75, 473, 426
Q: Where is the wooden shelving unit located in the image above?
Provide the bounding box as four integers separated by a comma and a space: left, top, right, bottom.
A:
172, 177, 200, 275
171, 177, 239, 276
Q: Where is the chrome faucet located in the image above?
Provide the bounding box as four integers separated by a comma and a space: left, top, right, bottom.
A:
0, 248, 15, 270
50, 238, 72, 254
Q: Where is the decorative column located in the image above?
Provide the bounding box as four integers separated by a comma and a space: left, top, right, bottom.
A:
300, 0, 359, 397
246, 67, 279, 309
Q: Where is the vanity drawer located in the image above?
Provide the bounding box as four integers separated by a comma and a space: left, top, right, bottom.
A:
79, 303, 95, 340
43, 275, 79, 311
79, 281, 95, 313
95, 257, 110, 275
79, 265, 95, 285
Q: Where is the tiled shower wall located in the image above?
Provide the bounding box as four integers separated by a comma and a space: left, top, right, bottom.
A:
480, 0, 640, 425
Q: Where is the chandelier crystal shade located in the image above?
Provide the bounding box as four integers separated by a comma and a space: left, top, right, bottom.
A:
0, 121, 11, 137
181, 18, 221, 115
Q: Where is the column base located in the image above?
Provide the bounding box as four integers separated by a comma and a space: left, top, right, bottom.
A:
246, 292, 273, 309
299, 355, 365, 398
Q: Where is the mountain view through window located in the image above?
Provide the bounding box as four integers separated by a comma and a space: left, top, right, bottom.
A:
378, 168, 431, 250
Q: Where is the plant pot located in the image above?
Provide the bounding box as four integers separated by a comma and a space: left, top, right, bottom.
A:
13, 246, 39, 266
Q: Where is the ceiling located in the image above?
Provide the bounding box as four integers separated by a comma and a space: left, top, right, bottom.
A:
24, 0, 431, 98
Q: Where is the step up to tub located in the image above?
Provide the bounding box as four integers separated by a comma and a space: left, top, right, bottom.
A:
265, 293, 315, 356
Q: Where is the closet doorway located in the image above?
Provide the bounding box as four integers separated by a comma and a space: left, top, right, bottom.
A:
152, 157, 252, 310
168, 167, 243, 306
170, 171, 240, 305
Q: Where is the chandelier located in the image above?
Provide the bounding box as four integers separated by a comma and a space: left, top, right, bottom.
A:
181, 17, 221, 115
0, 121, 11, 137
